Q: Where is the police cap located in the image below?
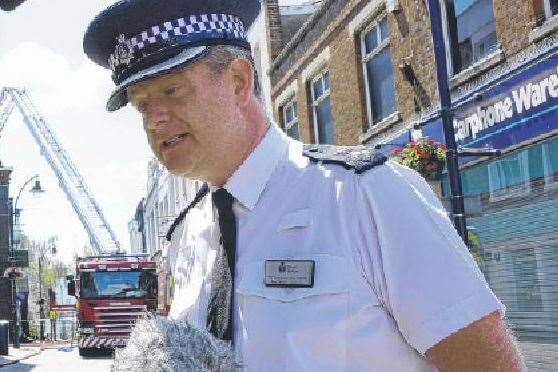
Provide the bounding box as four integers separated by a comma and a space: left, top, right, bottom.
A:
83, 0, 261, 111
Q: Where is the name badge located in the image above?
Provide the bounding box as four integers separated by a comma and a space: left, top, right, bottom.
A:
265, 260, 315, 288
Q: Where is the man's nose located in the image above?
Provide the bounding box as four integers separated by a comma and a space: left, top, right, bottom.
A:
145, 99, 170, 130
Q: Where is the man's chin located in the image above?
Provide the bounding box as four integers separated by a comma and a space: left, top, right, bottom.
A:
158, 154, 189, 174
165, 165, 192, 177
158, 155, 208, 181
162, 161, 198, 179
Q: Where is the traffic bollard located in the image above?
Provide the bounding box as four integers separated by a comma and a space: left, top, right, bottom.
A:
0, 320, 9, 355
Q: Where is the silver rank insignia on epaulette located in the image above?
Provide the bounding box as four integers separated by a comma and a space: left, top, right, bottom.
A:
302, 144, 387, 174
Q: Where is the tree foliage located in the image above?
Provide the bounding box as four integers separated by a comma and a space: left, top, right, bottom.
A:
22, 235, 71, 300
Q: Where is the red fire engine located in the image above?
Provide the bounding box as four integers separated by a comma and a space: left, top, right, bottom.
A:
67, 254, 157, 356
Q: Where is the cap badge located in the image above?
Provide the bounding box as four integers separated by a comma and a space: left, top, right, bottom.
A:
108, 34, 134, 72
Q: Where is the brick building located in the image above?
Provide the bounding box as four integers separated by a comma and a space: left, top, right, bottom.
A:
264, 0, 558, 347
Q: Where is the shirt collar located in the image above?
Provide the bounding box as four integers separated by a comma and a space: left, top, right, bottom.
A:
221, 124, 289, 210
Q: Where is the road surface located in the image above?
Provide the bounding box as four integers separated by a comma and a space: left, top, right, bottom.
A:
2, 347, 114, 371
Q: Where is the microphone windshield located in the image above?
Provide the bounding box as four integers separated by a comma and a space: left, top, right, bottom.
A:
112, 316, 233, 371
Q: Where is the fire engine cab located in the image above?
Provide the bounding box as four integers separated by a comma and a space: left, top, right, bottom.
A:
67, 254, 157, 355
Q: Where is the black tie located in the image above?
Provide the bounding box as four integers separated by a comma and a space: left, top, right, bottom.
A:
207, 188, 236, 342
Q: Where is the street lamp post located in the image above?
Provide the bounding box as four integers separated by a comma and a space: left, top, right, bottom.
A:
10, 174, 44, 348
38, 244, 44, 341
425, 0, 469, 246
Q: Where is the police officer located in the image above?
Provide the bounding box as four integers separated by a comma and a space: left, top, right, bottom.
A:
83, 1, 524, 371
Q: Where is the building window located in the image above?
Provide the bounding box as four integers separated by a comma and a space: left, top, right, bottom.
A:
542, 137, 558, 189
510, 246, 543, 312
442, 0, 498, 74
149, 211, 156, 253
361, 16, 396, 126
310, 70, 335, 144
488, 151, 531, 201
281, 99, 300, 140
544, 0, 558, 18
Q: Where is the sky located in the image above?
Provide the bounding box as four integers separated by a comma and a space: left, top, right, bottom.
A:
0, 0, 303, 263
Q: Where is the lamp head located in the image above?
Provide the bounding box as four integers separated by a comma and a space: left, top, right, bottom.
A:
30, 179, 44, 194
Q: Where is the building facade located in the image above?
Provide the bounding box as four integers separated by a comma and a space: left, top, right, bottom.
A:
248, 1, 319, 119
0, 161, 13, 274
141, 159, 205, 257
0, 162, 14, 336
142, 158, 162, 256
128, 199, 146, 255
266, 0, 558, 344
131, 157, 206, 314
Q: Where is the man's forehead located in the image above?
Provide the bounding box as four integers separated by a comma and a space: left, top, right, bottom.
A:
127, 67, 192, 97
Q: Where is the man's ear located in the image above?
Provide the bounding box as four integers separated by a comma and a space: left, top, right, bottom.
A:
229, 58, 254, 107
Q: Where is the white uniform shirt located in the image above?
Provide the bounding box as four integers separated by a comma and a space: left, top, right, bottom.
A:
169, 124, 504, 372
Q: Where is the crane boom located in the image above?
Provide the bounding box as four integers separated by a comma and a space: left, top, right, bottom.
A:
0, 87, 120, 254
0, 91, 15, 138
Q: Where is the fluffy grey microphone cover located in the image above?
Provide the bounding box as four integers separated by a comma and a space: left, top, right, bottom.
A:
112, 316, 233, 372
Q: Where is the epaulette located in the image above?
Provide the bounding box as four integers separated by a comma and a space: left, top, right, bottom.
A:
302, 144, 387, 174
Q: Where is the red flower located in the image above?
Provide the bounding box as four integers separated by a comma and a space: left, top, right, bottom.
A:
439, 143, 446, 150
392, 147, 401, 154
409, 141, 417, 148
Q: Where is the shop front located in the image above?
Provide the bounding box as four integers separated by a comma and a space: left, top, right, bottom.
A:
435, 49, 558, 343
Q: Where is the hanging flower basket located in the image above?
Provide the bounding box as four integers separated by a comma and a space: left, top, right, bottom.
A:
390, 139, 447, 181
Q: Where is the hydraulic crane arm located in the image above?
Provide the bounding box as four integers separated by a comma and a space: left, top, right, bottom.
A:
0, 87, 120, 254
0, 90, 15, 139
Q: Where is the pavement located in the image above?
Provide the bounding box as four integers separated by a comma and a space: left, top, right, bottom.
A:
0, 340, 74, 368
520, 342, 558, 372
0, 346, 41, 368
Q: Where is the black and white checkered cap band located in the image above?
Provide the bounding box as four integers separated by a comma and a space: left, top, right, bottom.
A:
108, 13, 246, 72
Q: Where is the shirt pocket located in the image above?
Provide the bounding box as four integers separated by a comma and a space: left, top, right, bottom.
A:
277, 209, 313, 231
236, 254, 349, 372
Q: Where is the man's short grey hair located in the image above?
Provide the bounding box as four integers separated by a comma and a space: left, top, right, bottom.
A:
204, 45, 262, 100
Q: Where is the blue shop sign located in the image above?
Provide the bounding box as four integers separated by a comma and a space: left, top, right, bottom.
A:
421, 118, 445, 144
453, 52, 558, 150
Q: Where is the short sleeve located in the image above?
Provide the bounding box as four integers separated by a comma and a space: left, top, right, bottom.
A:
359, 161, 505, 355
